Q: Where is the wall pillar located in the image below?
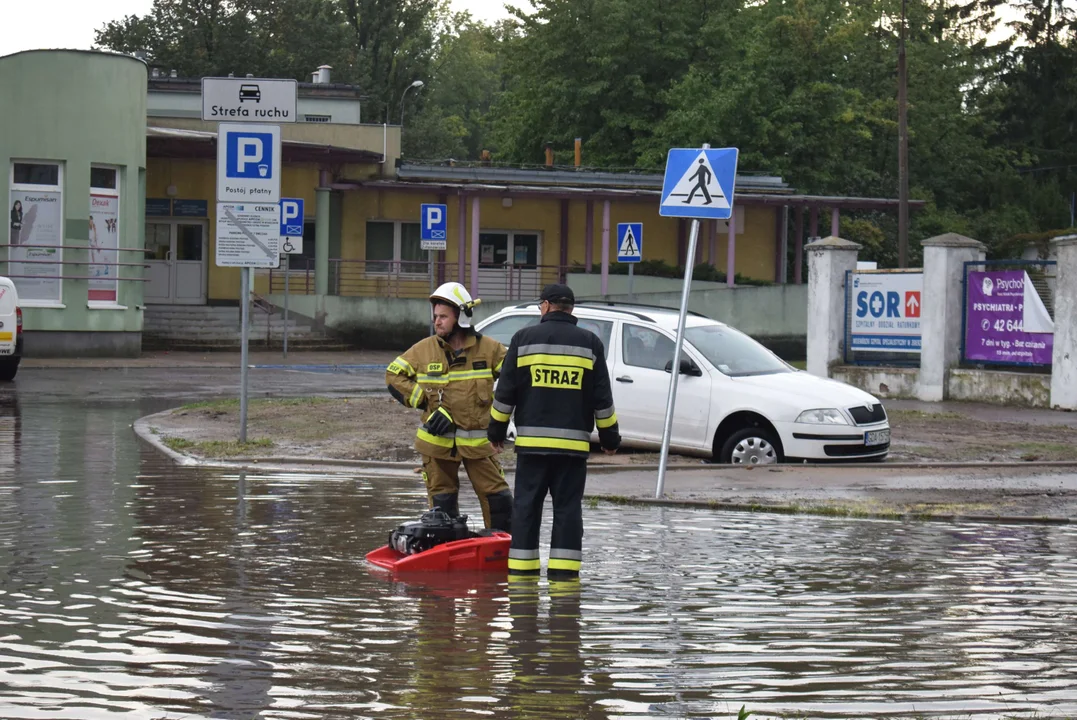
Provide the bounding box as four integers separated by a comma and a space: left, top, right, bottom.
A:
917, 233, 986, 401
600, 200, 610, 295
584, 199, 594, 272
469, 196, 480, 296
806, 236, 861, 378
1050, 234, 1077, 409
457, 194, 466, 284
314, 185, 331, 296
794, 206, 804, 284
726, 206, 737, 287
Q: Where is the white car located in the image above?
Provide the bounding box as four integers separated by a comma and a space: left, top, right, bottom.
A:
476, 302, 890, 464
0, 276, 21, 382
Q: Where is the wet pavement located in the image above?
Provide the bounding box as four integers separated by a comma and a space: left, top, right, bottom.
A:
1, 366, 1077, 718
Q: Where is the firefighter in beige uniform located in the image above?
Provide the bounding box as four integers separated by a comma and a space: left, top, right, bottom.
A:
386, 282, 513, 531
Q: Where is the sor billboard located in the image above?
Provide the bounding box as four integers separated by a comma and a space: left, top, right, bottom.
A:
964, 270, 1054, 365
849, 272, 923, 353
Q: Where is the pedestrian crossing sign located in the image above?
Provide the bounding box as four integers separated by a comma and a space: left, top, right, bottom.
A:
617, 223, 642, 263
659, 147, 738, 219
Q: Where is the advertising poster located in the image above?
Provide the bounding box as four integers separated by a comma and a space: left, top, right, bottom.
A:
8, 189, 62, 302
965, 270, 1053, 365
89, 194, 119, 302
849, 272, 923, 353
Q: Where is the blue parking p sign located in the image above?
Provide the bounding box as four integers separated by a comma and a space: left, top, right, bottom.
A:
279, 198, 304, 254
216, 122, 282, 203
420, 203, 448, 250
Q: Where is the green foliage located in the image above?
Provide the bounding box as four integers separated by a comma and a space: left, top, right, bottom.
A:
94, 0, 1077, 264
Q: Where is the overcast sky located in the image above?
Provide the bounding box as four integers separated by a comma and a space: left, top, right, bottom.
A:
0, 0, 514, 58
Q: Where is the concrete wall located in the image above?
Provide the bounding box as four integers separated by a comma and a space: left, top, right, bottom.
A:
269, 281, 809, 356
831, 367, 921, 399
569, 275, 807, 357
265, 293, 524, 349
1, 50, 147, 356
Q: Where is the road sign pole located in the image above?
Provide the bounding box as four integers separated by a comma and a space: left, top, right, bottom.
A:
283, 256, 289, 358
655, 217, 700, 498
240, 266, 250, 443
628, 263, 635, 301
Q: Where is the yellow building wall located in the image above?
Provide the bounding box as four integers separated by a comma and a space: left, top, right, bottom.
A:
144, 156, 782, 304
146, 157, 326, 301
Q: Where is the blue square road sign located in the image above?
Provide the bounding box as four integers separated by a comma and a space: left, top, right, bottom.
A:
659, 147, 739, 219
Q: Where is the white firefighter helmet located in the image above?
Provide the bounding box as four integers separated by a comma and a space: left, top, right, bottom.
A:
429, 282, 481, 329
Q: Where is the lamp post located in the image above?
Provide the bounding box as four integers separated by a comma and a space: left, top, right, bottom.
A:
399, 79, 424, 126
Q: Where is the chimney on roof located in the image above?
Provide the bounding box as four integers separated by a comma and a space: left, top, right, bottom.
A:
575, 138, 582, 168
312, 65, 332, 84
170, 69, 177, 78
151, 67, 160, 78
544, 142, 554, 168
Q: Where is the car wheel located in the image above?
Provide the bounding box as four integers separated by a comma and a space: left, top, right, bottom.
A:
0, 358, 18, 382
720, 427, 781, 465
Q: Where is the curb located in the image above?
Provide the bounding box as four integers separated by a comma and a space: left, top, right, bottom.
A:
134, 403, 1077, 474
588, 495, 1074, 526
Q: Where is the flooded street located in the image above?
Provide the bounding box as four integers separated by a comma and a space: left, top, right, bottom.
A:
1, 369, 1076, 719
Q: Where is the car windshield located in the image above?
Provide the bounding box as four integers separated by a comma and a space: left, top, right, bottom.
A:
684, 324, 792, 377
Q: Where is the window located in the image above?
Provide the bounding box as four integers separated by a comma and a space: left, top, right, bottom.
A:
13, 163, 59, 186
685, 324, 792, 377
365, 220, 425, 274
623, 324, 675, 371
9, 161, 64, 304
481, 314, 540, 346
89, 165, 121, 304
576, 318, 613, 357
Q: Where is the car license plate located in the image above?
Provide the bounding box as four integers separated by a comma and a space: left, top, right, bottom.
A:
864, 429, 890, 446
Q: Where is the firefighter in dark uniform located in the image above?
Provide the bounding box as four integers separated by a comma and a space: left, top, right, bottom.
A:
487, 284, 620, 578
386, 282, 513, 531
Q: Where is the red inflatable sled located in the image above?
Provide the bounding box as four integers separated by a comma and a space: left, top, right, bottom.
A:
365, 533, 511, 572
365, 510, 510, 572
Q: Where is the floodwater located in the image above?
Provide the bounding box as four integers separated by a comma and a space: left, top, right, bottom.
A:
1, 369, 1077, 719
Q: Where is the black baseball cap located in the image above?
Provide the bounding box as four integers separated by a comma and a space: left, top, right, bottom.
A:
539, 284, 575, 304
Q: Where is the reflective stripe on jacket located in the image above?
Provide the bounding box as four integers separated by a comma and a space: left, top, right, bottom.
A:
386, 332, 507, 459
488, 311, 620, 456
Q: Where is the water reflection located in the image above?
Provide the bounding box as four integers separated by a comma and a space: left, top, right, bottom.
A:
0, 382, 1074, 718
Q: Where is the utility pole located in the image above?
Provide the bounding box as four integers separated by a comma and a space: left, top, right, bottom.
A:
897, 0, 910, 268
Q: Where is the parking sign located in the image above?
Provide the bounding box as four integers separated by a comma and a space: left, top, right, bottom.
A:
420, 203, 447, 251
280, 198, 304, 254
216, 123, 281, 203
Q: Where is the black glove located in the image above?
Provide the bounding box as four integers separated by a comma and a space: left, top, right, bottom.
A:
599, 427, 621, 452
424, 407, 456, 436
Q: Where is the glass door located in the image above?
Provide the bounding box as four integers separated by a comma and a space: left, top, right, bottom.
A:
143, 221, 207, 304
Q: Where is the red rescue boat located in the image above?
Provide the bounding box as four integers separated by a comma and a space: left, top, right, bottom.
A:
365, 532, 511, 572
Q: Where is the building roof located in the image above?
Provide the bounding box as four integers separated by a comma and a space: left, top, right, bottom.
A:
146, 126, 384, 165
148, 76, 365, 100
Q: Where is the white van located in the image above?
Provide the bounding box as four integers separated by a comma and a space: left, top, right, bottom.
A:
0, 276, 22, 381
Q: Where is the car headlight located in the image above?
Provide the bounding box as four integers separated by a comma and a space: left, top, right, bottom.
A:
795, 408, 849, 425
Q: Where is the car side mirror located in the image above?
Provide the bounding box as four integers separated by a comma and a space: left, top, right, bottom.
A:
664, 358, 702, 376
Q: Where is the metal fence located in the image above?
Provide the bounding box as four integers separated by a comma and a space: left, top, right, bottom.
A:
268, 260, 567, 301
960, 259, 1056, 369
843, 268, 923, 367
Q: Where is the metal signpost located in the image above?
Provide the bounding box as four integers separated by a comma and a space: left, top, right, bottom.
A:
279, 198, 305, 357
207, 78, 294, 442
616, 222, 642, 298
420, 204, 448, 333
654, 145, 738, 498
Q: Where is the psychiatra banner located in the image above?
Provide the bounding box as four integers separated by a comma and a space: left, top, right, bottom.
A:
965, 270, 1053, 365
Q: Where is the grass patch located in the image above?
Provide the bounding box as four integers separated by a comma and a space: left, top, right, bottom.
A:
162, 436, 274, 458
1011, 441, 1077, 461
789, 360, 807, 370
177, 396, 334, 412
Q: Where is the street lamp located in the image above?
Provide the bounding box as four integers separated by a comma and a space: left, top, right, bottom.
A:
399, 79, 425, 126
